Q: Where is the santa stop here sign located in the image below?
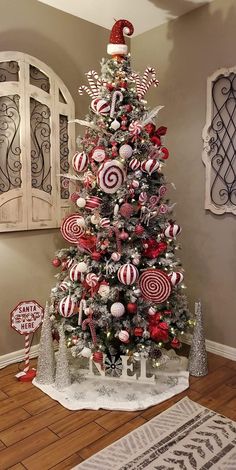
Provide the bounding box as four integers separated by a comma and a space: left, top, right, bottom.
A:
11, 300, 44, 335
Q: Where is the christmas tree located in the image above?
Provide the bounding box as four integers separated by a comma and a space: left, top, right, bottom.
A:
50, 20, 190, 368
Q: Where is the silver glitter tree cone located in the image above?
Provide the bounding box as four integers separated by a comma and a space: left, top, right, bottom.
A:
189, 301, 208, 376
36, 302, 56, 384
55, 322, 71, 390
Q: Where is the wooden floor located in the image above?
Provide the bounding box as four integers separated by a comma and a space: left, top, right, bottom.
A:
0, 353, 235, 470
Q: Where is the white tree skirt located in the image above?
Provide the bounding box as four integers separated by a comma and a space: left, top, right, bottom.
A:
33, 352, 189, 411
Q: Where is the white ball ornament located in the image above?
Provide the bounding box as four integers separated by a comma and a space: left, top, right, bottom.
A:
90, 214, 100, 225
118, 330, 129, 342
77, 262, 88, 273
76, 217, 85, 227
80, 347, 92, 358
110, 119, 120, 130
110, 302, 125, 318
76, 197, 86, 208
119, 144, 133, 159
148, 307, 156, 316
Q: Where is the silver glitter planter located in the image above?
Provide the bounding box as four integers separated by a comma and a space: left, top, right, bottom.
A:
55, 322, 71, 390
189, 301, 208, 377
36, 302, 56, 384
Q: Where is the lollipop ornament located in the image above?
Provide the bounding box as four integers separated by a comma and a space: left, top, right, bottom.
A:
107, 19, 134, 59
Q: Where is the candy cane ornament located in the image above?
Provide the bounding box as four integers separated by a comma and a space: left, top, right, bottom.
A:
82, 311, 97, 345
110, 91, 123, 118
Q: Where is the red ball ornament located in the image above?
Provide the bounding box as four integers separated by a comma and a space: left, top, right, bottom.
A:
127, 303, 137, 314
119, 229, 129, 241
93, 351, 103, 364
119, 202, 133, 219
124, 104, 133, 112
106, 83, 114, 91
135, 224, 144, 236
171, 337, 181, 349
52, 258, 61, 267
134, 327, 143, 337
144, 123, 156, 136
119, 81, 127, 89
91, 251, 102, 261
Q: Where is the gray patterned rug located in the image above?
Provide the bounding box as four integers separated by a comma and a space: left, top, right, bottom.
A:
74, 397, 236, 469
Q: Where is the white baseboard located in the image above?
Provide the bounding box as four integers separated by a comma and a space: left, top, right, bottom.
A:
0, 337, 235, 370
0, 344, 40, 369
183, 333, 236, 361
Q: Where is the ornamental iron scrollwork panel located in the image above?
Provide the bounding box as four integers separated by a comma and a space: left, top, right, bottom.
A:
29, 65, 50, 93
30, 97, 52, 194
0, 61, 19, 82
0, 95, 21, 193
203, 69, 236, 214
59, 114, 69, 199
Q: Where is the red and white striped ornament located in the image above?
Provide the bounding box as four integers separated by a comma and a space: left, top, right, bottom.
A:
129, 158, 140, 171
59, 281, 70, 291
100, 217, 110, 228
168, 271, 184, 286
69, 264, 82, 282
118, 330, 129, 343
83, 170, 95, 188
97, 160, 125, 194
85, 196, 102, 211
85, 273, 99, 288
141, 159, 160, 175
139, 269, 172, 303
91, 146, 106, 163
59, 295, 76, 317
164, 224, 182, 238
111, 251, 121, 262
119, 144, 133, 159
72, 151, 88, 173
60, 213, 85, 244
117, 263, 139, 285
129, 120, 142, 137
139, 192, 148, 205
91, 98, 110, 115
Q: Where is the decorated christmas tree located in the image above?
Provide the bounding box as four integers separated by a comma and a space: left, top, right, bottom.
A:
50, 20, 190, 370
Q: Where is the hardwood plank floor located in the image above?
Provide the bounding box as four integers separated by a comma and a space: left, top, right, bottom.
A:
0, 352, 235, 469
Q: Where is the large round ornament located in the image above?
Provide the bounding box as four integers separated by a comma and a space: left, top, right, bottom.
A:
72, 151, 88, 173
168, 271, 184, 286
119, 144, 133, 159
59, 280, 70, 291
139, 269, 172, 303
69, 264, 82, 282
76, 261, 88, 273
60, 214, 85, 244
117, 263, 139, 285
91, 98, 110, 115
85, 196, 102, 211
164, 224, 181, 238
97, 160, 125, 194
129, 158, 140, 171
110, 302, 125, 318
141, 159, 160, 175
91, 146, 106, 162
58, 295, 76, 317
100, 217, 110, 228
129, 120, 142, 136
111, 252, 121, 262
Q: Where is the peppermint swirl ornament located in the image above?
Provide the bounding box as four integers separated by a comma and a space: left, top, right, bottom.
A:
60, 214, 85, 244
117, 263, 139, 285
59, 295, 76, 317
129, 120, 142, 137
97, 160, 125, 194
91, 146, 106, 162
139, 269, 172, 303
86, 273, 99, 287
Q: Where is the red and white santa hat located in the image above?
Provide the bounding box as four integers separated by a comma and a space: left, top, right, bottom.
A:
107, 19, 134, 56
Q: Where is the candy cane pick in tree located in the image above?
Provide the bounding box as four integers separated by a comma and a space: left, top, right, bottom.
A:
110, 90, 124, 117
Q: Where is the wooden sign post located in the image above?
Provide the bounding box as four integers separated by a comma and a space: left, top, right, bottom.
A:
10, 300, 44, 382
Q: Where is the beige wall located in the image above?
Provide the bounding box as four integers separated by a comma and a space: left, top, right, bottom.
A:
132, 0, 236, 348
0, 0, 109, 355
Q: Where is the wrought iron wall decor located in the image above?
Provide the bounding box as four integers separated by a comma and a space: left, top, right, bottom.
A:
0, 52, 75, 232
202, 67, 236, 214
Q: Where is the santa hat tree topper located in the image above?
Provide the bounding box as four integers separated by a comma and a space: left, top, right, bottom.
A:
107, 19, 134, 57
